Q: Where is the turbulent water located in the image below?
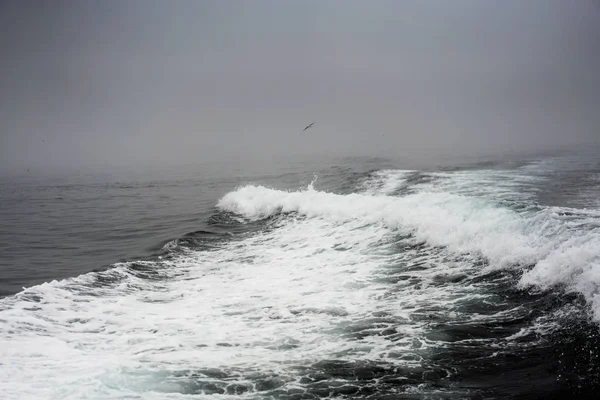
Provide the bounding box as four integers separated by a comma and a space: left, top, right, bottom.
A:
1, 153, 600, 399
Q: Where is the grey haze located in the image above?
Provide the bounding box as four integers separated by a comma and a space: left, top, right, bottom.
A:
1, 0, 599, 173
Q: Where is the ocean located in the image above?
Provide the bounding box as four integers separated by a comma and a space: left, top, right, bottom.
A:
1, 151, 599, 399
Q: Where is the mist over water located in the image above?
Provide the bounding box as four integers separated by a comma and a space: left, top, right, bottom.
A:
1, 0, 600, 172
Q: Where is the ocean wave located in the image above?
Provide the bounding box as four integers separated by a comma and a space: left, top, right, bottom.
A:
218, 180, 600, 321
2, 163, 599, 398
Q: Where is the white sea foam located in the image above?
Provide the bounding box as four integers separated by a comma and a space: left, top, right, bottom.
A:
0, 190, 481, 399
219, 177, 600, 319
417, 169, 545, 205
219, 184, 541, 267
360, 169, 413, 195
1, 167, 598, 398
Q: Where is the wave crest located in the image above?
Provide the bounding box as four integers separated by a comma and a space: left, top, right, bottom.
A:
218, 183, 600, 319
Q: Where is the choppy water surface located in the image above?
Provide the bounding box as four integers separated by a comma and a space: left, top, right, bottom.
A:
1, 153, 599, 399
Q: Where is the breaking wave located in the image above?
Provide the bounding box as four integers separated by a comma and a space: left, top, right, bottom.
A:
2, 159, 599, 399
218, 178, 600, 321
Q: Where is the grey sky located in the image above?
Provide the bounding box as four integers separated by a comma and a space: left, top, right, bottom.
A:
1, 0, 599, 172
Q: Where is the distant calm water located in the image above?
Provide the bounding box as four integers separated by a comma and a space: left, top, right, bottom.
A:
1, 152, 600, 399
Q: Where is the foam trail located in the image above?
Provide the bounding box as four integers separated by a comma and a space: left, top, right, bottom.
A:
2, 166, 599, 398
360, 169, 413, 195
0, 207, 478, 398
218, 182, 600, 319
218, 185, 542, 266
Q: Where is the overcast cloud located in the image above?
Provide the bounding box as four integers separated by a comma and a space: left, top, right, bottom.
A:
1, 0, 599, 172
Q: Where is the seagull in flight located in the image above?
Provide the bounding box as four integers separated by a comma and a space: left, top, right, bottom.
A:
303, 122, 315, 132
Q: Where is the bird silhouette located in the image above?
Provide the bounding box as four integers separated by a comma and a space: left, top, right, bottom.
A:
302, 122, 315, 131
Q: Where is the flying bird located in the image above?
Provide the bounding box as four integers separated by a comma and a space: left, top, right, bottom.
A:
302, 122, 315, 132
